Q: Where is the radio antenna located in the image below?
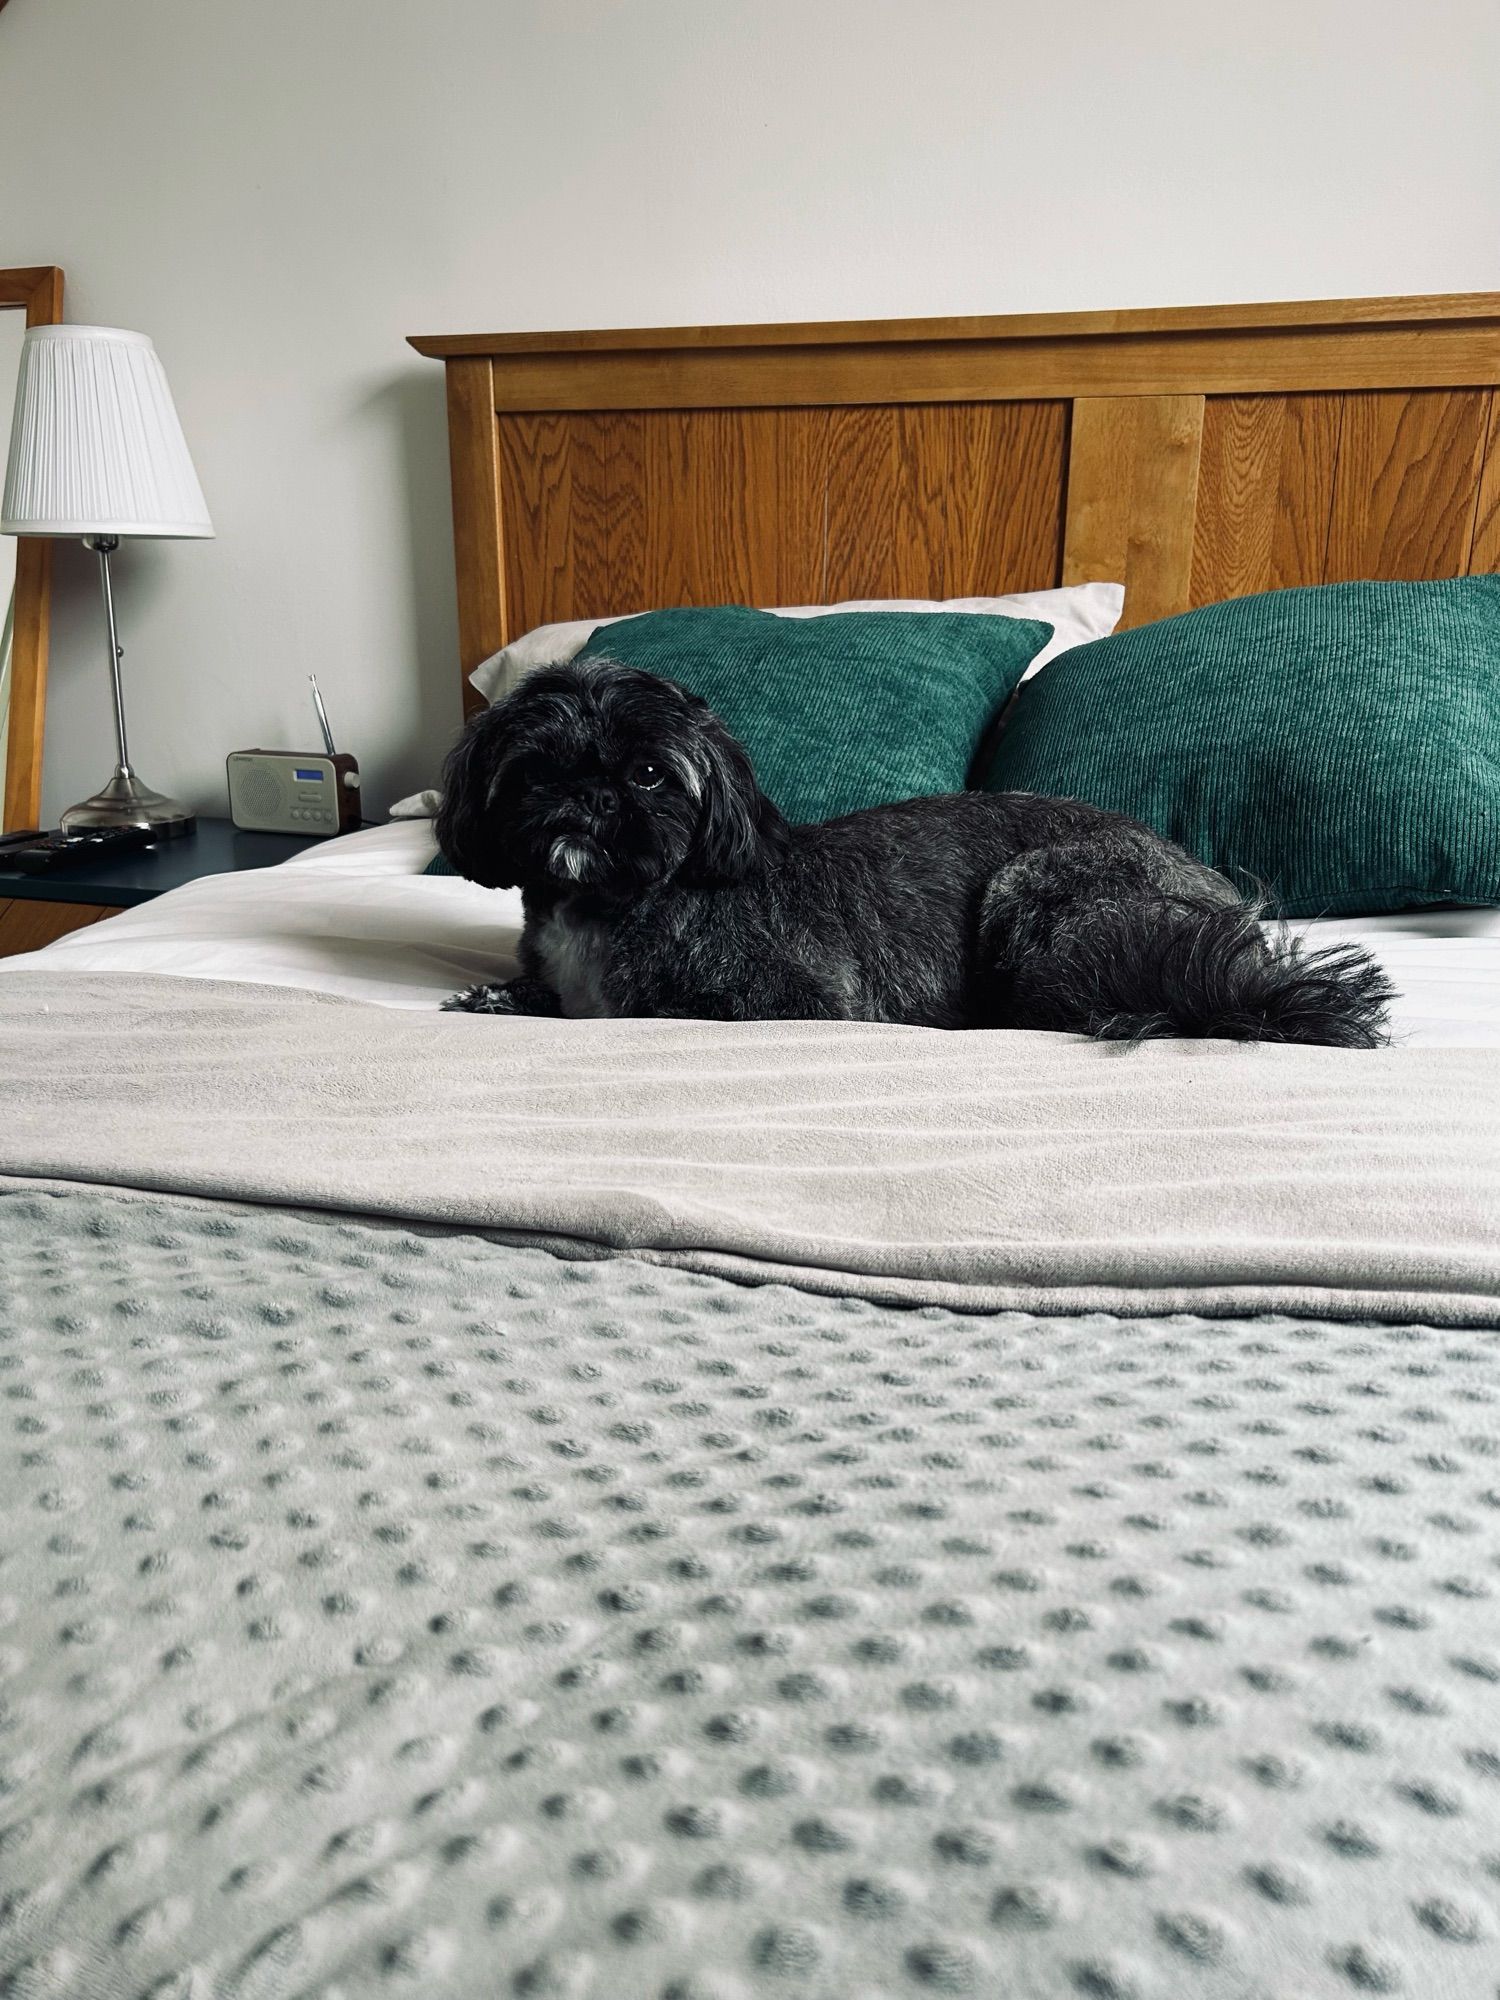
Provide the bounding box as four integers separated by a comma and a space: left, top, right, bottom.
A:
309, 674, 337, 756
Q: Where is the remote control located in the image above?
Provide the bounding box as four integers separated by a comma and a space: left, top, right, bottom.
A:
5, 826, 162, 875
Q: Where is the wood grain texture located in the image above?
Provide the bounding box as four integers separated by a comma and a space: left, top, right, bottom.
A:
0, 268, 63, 318
443, 357, 507, 716
1324, 389, 1492, 582
1061, 399, 1141, 588
825, 404, 1066, 601
1188, 394, 1285, 602
565, 413, 610, 614
690, 408, 827, 607
493, 402, 1065, 634
1266, 396, 1345, 588
410, 290, 1500, 358
1124, 396, 1206, 625
944, 402, 1067, 595
1470, 391, 1500, 574
427, 292, 1500, 704
0, 899, 120, 959
497, 412, 579, 636
823, 406, 905, 601
768, 410, 832, 605
3, 537, 53, 830
1063, 396, 1205, 627
1189, 394, 1342, 602
603, 413, 646, 615
497, 409, 831, 631
471, 324, 1500, 415
1, 264, 65, 831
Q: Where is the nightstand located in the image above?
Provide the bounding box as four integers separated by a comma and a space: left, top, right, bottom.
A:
0, 818, 342, 959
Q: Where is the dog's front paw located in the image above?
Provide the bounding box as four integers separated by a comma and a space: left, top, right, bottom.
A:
443, 981, 524, 1015
442, 977, 564, 1017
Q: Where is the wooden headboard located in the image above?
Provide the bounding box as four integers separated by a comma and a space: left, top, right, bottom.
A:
410, 294, 1500, 717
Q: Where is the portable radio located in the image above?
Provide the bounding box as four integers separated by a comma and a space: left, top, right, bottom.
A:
227, 677, 361, 836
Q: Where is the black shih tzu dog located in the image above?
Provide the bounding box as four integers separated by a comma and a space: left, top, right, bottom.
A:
436, 658, 1392, 1046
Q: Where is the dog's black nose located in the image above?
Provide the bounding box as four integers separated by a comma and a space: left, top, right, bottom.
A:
576, 783, 615, 815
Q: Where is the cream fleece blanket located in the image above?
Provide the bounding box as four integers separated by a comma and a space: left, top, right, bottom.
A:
1, 971, 1497, 1324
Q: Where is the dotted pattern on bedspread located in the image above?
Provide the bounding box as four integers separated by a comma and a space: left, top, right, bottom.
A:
1, 1189, 1499, 2000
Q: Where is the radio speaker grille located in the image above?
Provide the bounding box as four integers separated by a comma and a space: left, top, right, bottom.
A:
237, 766, 282, 816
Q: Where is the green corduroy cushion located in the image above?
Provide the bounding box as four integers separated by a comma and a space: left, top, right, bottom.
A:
424, 851, 454, 876
571, 604, 1052, 824
980, 577, 1500, 918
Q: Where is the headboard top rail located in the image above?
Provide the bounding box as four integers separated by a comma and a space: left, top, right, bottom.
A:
409, 292, 1500, 360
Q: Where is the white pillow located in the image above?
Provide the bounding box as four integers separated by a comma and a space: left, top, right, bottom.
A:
469, 584, 1124, 703
389, 788, 444, 820
389, 585, 1124, 820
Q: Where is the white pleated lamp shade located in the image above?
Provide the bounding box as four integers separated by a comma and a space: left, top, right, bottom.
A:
2, 324, 213, 538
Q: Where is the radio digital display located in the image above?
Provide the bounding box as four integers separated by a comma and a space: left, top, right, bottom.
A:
294, 769, 325, 782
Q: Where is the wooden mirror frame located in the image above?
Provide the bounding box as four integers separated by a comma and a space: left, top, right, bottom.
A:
1, 265, 64, 830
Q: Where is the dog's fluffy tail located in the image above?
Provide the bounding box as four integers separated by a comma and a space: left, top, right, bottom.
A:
1075, 895, 1394, 1049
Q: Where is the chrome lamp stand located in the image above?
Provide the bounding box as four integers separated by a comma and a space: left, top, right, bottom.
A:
60, 535, 194, 836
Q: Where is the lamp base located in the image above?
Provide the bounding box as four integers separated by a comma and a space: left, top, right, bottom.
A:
60, 770, 195, 838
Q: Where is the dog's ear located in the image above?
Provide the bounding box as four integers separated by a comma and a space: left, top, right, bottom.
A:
435, 703, 519, 890
689, 710, 784, 886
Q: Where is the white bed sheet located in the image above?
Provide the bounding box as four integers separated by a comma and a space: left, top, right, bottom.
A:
0, 822, 522, 1008
4, 819, 1499, 1046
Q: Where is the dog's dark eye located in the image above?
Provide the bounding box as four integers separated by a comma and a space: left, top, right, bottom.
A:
629, 761, 666, 792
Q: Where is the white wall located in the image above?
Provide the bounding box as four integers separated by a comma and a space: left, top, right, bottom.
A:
3, 0, 1497, 823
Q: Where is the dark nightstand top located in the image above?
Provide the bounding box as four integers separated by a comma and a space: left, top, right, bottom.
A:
0, 818, 345, 908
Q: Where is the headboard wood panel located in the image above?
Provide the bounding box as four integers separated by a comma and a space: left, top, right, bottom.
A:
411, 295, 1500, 717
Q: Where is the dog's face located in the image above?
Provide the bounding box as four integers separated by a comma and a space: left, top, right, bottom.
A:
435, 658, 781, 897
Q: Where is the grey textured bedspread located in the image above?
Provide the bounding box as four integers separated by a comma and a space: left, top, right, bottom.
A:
2, 971, 1500, 1999
2, 1182, 1498, 1999
1, 971, 1499, 1323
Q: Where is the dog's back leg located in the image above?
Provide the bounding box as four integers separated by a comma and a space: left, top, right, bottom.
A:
976, 840, 1392, 1049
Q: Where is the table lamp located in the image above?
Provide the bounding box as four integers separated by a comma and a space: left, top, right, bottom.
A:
1, 324, 213, 834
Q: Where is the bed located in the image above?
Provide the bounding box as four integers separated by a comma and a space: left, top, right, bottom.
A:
2, 294, 1500, 2000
